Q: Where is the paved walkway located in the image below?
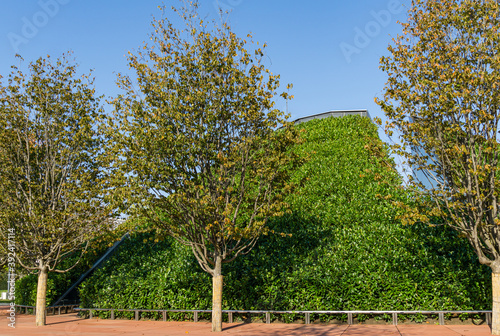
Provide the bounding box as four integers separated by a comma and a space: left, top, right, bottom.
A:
0, 309, 493, 336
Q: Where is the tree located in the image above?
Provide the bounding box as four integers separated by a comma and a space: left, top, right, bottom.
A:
0, 54, 113, 326
377, 0, 500, 333
108, 2, 301, 332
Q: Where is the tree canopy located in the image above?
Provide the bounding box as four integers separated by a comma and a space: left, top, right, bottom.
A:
377, 0, 500, 333
0, 53, 113, 326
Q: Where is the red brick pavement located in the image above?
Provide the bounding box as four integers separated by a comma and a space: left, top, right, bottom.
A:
0, 306, 493, 336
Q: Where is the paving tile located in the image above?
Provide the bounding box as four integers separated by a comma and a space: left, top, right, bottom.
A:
444, 325, 492, 336
342, 325, 401, 336
0, 309, 494, 336
398, 324, 492, 336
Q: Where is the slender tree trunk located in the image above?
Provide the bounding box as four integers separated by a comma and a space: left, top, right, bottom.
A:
35, 266, 48, 326
212, 255, 223, 332
493, 272, 500, 335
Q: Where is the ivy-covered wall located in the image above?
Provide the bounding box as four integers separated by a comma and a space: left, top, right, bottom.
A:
73, 115, 491, 314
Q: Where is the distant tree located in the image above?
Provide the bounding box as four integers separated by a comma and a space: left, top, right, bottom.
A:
108, 2, 301, 332
377, 0, 500, 333
0, 54, 113, 326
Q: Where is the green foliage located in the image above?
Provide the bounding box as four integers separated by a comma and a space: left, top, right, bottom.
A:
107, 1, 301, 281
0, 271, 7, 291
0, 52, 116, 275
0, 53, 117, 326
80, 231, 208, 312
376, 0, 500, 271
80, 115, 491, 317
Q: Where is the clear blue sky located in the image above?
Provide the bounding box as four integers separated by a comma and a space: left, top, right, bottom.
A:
0, 0, 410, 143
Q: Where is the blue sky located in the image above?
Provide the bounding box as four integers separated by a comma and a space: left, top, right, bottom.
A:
0, 0, 410, 144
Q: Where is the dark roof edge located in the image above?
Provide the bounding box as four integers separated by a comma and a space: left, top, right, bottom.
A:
290, 109, 370, 125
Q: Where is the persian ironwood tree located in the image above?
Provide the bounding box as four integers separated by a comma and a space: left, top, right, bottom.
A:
377, 0, 500, 333
0, 54, 114, 326
108, 2, 302, 332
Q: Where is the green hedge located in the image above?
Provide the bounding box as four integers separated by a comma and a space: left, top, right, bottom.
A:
79, 115, 491, 316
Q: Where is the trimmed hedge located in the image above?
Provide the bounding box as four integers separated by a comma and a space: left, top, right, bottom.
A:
79, 115, 491, 315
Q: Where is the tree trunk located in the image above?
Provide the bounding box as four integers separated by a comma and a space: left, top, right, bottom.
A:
212, 256, 223, 332
35, 266, 48, 326
493, 272, 500, 335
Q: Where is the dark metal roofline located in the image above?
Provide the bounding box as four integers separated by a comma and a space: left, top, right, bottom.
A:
290, 109, 370, 125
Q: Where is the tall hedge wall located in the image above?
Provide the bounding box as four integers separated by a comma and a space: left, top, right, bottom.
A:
79, 115, 491, 314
